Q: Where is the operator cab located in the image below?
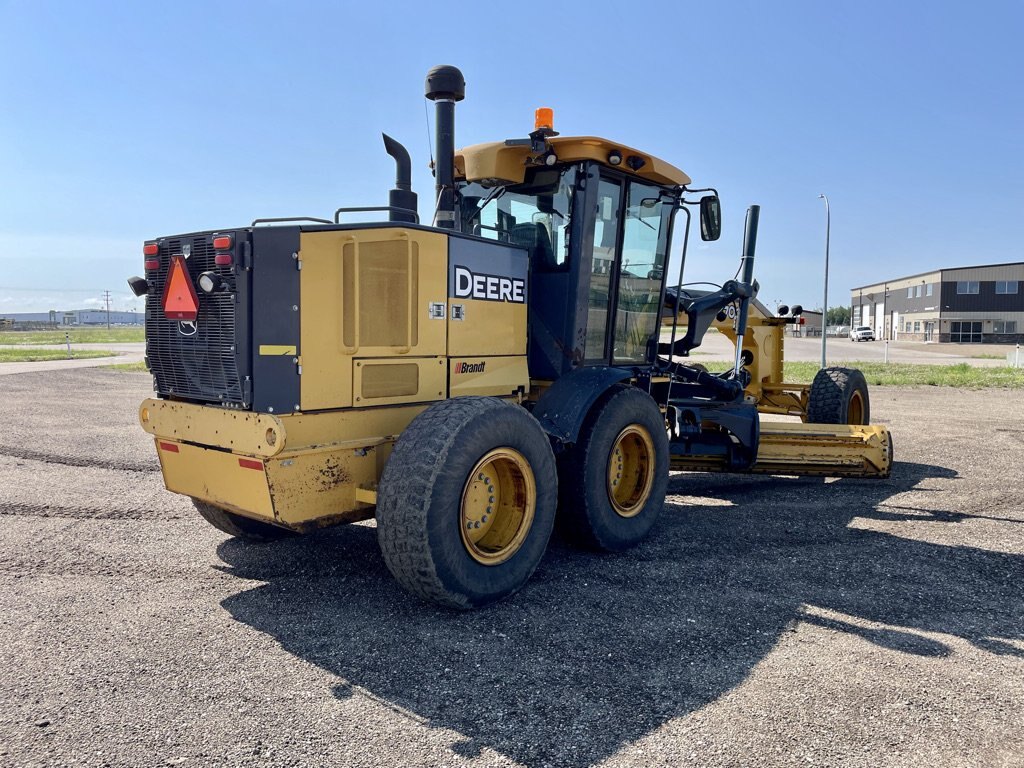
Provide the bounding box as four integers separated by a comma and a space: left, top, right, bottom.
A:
455, 136, 689, 380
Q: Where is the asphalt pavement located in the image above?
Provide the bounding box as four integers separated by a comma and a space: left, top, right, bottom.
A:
685, 332, 1020, 367
2, 334, 1019, 376
0, 369, 1022, 767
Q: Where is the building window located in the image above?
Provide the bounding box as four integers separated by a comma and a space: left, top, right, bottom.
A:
905, 322, 912, 332
994, 321, 1017, 334
950, 321, 983, 343
995, 281, 1019, 294
907, 286, 913, 298
915, 284, 922, 297
956, 281, 980, 295
926, 284, 933, 296
914, 321, 921, 332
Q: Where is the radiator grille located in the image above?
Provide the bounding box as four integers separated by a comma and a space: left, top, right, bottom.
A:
342, 239, 419, 348
145, 233, 245, 405
361, 363, 420, 398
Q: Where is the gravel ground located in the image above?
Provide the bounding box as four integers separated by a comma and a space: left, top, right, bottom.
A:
0, 369, 1022, 767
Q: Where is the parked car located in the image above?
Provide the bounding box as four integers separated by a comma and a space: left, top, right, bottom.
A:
850, 325, 875, 342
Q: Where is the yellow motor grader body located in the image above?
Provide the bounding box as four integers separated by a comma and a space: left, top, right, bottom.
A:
131, 65, 892, 608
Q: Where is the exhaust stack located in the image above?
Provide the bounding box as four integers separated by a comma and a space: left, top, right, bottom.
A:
382, 133, 417, 223
424, 65, 465, 230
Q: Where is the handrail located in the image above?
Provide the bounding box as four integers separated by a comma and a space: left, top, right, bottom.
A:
333, 206, 420, 224
251, 216, 333, 226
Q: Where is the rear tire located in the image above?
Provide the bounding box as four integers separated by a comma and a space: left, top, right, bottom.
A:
806, 366, 870, 425
376, 397, 557, 609
557, 385, 669, 551
191, 498, 293, 542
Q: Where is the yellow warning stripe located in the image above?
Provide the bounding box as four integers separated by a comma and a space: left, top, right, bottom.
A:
258, 345, 297, 356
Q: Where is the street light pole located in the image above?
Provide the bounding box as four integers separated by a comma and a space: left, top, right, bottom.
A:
818, 194, 830, 369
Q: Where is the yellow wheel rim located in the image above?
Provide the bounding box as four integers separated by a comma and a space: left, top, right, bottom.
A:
460, 448, 536, 566
848, 391, 865, 425
607, 425, 656, 518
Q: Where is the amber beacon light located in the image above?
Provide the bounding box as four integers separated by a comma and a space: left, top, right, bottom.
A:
534, 107, 554, 132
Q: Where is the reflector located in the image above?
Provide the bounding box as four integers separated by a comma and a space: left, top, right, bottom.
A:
162, 256, 200, 321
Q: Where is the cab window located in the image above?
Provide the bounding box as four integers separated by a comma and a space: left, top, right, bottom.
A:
457, 166, 576, 270
584, 178, 622, 361
612, 182, 671, 363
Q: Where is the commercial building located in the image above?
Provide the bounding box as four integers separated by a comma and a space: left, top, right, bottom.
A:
851, 261, 1023, 343
0, 309, 144, 326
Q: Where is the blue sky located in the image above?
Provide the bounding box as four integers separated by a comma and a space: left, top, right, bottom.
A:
1, 0, 1021, 314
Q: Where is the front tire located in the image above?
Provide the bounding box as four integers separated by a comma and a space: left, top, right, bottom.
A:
376, 397, 557, 609
557, 386, 669, 551
806, 366, 870, 425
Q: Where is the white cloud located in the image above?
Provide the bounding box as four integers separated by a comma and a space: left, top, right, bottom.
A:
0, 231, 145, 312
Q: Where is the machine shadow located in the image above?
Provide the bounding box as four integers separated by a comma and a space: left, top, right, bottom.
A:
218, 461, 1023, 765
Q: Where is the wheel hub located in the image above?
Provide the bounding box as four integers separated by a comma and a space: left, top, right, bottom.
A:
848, 391, 865, 424
607, 425, 655, 518
460, 448, 536, 565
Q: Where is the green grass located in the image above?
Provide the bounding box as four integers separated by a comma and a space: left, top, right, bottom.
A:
785, 361, 1024, 389
0, 348, 119, 363
105, 361, 150, 372
0, 327, 143, 345
969, 353, 1006, 360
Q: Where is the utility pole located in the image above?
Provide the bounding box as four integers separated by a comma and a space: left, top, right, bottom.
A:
103, 290, 112, 330
818, 194, 830, 369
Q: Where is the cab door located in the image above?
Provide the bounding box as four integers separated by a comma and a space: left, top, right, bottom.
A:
582, 174, 672, 366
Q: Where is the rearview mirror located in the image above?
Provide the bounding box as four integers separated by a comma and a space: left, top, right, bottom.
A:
699, 195, 721, 241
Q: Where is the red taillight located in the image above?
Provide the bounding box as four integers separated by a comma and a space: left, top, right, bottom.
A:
143, 243, 159, 256
213, 235, 233, 250
144, 259, 159, 270
214, 253, 233, 266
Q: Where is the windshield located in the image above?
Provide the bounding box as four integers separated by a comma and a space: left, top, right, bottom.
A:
457, 165, 577, 269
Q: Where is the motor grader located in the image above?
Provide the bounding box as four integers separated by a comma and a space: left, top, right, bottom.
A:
129, 65, 892, 609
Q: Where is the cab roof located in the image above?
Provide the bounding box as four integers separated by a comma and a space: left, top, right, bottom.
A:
455, 136, 691, 188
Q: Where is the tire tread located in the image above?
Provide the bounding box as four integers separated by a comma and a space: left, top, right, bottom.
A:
377, 397, 554, 609
806, 366, 870, 424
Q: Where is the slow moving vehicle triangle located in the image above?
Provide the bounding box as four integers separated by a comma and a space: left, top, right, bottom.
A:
162, 255, 199, 321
